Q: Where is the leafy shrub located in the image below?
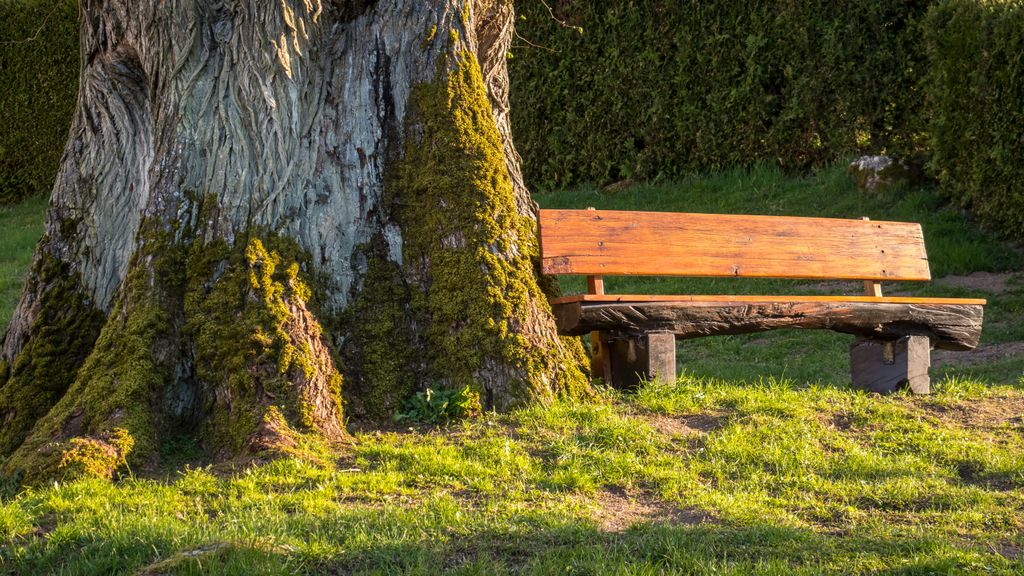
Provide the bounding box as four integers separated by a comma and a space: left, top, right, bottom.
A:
923, 0, 1024, 239
394, 386, 482, 424
0, 0, 78, 205
510, 0, 931, 190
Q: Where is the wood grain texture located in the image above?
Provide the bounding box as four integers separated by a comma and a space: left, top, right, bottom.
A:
539, 209, 931, 281
552, 300, 983, 350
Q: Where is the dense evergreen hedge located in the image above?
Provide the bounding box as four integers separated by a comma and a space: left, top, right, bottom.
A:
924, 0, 1024, 238
509, 0, 931, 191
0, 0, 78, 205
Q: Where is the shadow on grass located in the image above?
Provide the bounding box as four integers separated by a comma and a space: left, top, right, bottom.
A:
313, 518, 1020, 575
4, 508, 1017, 575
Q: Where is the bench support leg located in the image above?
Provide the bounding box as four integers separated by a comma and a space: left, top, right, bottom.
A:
849, 336, 931, 394
592, 332, 676, 389
590, 331, 612, 386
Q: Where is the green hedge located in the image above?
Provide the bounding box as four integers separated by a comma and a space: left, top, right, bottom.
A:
510, 1, 931, 190
924, 0, 1024, 238
0, 0, 78, 205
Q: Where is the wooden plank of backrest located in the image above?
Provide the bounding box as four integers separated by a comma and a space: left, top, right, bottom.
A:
539, 209, 931, 281
861, 217, 884, 296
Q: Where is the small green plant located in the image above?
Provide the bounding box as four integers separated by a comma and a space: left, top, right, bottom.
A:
159, 434, 205, 469
394, 385, 482, 424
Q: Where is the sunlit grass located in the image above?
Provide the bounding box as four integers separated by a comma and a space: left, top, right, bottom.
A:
2, 378, 1022, 574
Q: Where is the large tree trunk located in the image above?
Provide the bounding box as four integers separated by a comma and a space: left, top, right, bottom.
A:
0, 0, 589, 484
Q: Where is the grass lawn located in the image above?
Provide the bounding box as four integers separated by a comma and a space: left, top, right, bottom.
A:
0, 195, 46, 329
1, 165, 1022, 574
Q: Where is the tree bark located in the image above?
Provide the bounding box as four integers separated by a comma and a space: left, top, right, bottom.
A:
0, 0, 589, 484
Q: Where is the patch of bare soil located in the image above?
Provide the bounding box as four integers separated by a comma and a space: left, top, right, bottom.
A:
828, 412, 859, 432
915, 395, 1024, 430
935, 271, 1020, 294
16, 513, 57, 541
594, 487, 711, 532
685, 413, 727, 432
991, 542, 1022, 561
932, 342, 1024, 368
645, 413, 726, 438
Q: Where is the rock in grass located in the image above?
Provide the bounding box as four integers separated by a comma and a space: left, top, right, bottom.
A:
848, 155, 924, 192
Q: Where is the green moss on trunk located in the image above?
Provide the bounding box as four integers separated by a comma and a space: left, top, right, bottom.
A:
57, 428, 134, 480
389, 46, 590, 409
186, 233, 347, 461
0, 249, 104, 457
3, 219, 349, 485
1, 224, 186, 484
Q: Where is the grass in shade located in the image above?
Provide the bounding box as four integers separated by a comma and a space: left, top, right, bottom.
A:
0, 195, 45, 329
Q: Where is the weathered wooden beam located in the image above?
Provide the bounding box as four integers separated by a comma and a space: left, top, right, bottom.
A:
850, 336, 931, 394
552, 300, 983, 351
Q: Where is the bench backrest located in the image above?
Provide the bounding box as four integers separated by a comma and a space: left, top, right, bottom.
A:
539, 209, 931, 282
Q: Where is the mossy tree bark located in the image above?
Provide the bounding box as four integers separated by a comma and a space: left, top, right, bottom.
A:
0, 0, 589, 484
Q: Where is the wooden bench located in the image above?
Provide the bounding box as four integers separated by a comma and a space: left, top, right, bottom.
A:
540, 209, 986, 393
